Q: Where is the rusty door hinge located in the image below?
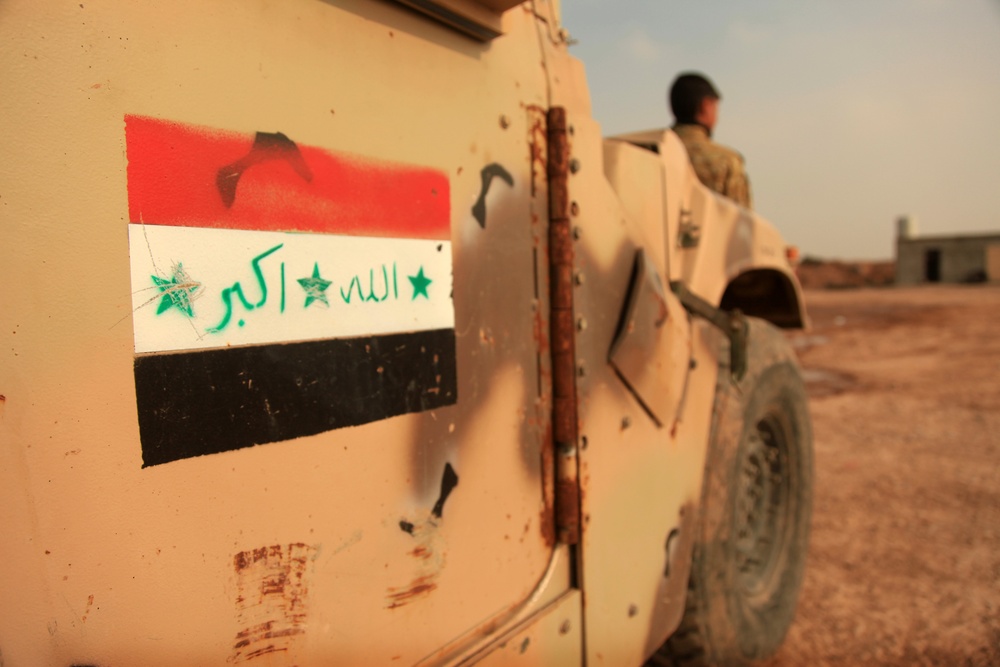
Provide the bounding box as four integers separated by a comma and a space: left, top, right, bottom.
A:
547, 107, 581, 545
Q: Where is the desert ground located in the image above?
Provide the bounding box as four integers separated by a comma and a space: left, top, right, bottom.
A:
761, 284, 1000, 667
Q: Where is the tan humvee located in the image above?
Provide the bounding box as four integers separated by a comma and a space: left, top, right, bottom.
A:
0, 1, 812, 665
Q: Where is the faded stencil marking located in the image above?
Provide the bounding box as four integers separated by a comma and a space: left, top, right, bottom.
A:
231, 543, 316, 663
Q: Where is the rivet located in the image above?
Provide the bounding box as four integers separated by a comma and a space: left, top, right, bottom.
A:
570, 201, 580, 216
622, 415, 632, 429
628, 604, 638, 618
574, 271, 585, 286
577, 362, 586, 377
559, 619, 571, 635
577, 317, 587, 332
580, 435, 589, 450
569, 158, 581, 174
568, 125, 575, 136
572, 226, 583, 240
689, 358, 697, 370
499, 114, 510, 129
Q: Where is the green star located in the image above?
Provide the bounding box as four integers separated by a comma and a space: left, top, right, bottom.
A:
408, 266, 432, 300
151, 263, 200, 317
297, 262, 332, 307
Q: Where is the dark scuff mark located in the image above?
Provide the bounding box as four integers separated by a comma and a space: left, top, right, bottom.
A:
399, 520, 415, 535
471, 163, 514, 228
431, 462, 459, 519
217, 131, 313, 208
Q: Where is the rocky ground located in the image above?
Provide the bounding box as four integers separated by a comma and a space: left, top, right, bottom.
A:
762, 284, 1000, 667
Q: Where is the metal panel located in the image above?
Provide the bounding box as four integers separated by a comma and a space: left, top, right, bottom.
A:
466, 590, 582, 666
608, 249, 687, 426
559, 111, 723, 666
0, 1, 567, 664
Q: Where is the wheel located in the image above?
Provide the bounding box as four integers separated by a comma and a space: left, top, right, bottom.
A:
653, 317, 813, 666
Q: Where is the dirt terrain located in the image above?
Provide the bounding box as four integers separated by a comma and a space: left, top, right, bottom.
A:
760, 285, 1000, 666
795, 258, 896, 290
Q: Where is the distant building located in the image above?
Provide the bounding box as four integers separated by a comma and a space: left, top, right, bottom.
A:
895, 216, 1000, 285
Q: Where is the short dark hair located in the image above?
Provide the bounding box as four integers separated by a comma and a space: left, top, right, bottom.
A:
669, 72, 720, 124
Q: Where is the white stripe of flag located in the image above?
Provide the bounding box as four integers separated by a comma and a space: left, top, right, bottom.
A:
129, 224, 454, 355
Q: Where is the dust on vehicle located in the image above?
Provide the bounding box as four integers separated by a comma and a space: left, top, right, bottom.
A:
0, 1, 810, 665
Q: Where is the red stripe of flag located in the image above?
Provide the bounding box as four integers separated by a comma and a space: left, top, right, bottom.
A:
125, 115, 450, 240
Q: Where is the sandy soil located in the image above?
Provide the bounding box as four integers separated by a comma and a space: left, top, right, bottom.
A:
760, 285, 1000, 667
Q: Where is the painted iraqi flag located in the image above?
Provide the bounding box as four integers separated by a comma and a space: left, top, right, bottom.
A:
126, 115, 456, 467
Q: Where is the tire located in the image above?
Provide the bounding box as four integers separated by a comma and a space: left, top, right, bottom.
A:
652, 318, 814, 666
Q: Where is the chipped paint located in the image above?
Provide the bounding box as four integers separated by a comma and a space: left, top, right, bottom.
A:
388, 464, 458, 610
527, 105, 547, 198
386, 517, 446, 610
80, 595, 94, 623
231, 543, 316, 663
387, 574, 439, 610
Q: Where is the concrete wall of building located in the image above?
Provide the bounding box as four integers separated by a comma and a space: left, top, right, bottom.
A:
896, 234, 1000, 285
987, 245, 1000, 282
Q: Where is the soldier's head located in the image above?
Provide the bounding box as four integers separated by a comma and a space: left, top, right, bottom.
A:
669, 72, 721, 132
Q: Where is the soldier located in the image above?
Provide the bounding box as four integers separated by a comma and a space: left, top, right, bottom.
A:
669, 72, 753, 209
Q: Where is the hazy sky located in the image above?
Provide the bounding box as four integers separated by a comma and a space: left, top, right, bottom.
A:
560, 0, 1000, 259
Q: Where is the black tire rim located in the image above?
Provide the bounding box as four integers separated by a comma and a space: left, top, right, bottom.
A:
734, 409, 793, 599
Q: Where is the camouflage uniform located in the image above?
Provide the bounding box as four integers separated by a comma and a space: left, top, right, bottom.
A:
672, 123, 753, 209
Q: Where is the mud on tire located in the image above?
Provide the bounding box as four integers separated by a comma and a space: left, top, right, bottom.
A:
653, 318, 814, 666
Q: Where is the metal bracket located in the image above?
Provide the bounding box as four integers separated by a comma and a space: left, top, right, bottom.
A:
670, 281, 748, 381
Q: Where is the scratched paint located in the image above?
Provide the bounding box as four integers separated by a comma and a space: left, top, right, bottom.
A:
128, 225, 453, 354
388, 463, 459, 609
231, 543, 316, 664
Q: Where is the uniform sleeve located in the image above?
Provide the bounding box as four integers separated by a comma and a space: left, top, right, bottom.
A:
724, 154, 753, 210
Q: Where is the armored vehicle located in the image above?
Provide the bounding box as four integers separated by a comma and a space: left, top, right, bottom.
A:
0, 1, 811, 664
